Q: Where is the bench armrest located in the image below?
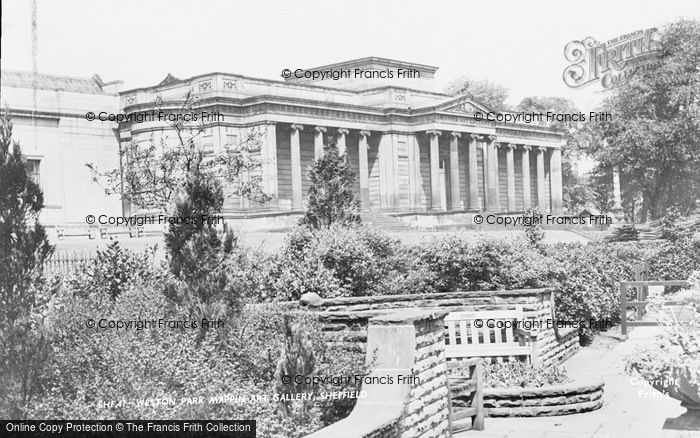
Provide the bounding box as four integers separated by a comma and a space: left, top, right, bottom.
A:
514, 327, 537, 340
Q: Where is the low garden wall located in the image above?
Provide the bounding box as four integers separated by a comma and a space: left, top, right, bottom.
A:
294, 289, 580, 367
479, 377, 605, 417
306, 309, 451, 438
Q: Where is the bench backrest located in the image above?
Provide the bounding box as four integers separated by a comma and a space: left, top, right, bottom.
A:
444, 307, 531, 360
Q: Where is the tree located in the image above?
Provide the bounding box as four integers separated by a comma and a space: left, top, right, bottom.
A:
164, 173, 235, 287
0, 111, 54, 418
445, 76, 509, 110
300, 145, 360, 229
88, 91, 268, 294
589, 19, 700, 220
87, 90, 270, 212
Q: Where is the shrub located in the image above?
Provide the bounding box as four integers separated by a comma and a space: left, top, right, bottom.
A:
29, 282, 365, 437
409, 236, 553, 292
266, 225, 399, 299
548, 242, 647, 344
480, 361, 570, 389
66, 241, 159, 300
523, 208, 545, 248
649, 232, 700, 282
625, 287, 700, 395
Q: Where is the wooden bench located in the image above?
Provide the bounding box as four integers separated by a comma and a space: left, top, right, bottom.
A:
444, 307, 538, 364
447, 358, 484, 433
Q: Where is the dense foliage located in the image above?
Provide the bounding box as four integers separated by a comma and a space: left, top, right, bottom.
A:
481, 361, 570, 389
300, 145, 360, 229
625, 285, 700, 396
15, 254, 366, 437
590, 19, 700, 220
0, 113, 54, 418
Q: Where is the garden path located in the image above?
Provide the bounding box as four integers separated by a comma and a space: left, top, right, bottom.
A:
456, 326, 699, 438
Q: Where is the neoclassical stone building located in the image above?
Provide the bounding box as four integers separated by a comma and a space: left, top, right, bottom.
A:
120, 57, 564, 218
1, 58, 564, 226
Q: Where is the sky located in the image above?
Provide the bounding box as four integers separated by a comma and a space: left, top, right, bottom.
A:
2, 0, 699, 112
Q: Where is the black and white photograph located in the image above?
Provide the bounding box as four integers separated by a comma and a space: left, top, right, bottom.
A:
1, 1, 699, 437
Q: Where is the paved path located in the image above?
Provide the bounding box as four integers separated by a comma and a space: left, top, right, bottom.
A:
457, 326, 700, 438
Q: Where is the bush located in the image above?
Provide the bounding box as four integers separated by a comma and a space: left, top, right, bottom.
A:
66, 242, 159, 300
649, 232, 700, 282
409, 236, 553, 292
625, 287, 700, 396
548, 242, 648, 344
28, 280, 366, 437
265, 225, 399, 299
480, 361, 570, 389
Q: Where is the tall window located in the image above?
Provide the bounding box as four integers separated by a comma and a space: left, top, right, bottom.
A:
25, 159, 41, 186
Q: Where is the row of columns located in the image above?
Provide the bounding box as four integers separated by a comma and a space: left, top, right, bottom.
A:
289, 124, 372, 210
284, 124, 562, 213
426, 130, 562, 213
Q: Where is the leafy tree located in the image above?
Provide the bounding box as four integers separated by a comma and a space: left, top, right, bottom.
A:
0, 111, 54, 418
88, 91, 263, 302
87, 90, 270, 212
300, 145, 360, 229
445, 76, 509, 109
589, 19, 700, 220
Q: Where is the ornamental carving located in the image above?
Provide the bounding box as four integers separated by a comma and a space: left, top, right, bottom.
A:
443, 101, 480, 114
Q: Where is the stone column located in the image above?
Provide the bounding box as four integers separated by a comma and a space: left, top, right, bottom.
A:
262, 122, 278, 207
290, 124, 304, 210
407, 134, 420, 209
536, 146, 547, 210
359, 130, 371, 211
506, 143, 516, 212
468, 133, 480, 210
486, 135, 499, 211
449, 132, 462, 210
427, 130, 442, 210
314, 126, 326, 160
337, 128, 349, 156
521, 145, 532, 210
549, 148, 563, 213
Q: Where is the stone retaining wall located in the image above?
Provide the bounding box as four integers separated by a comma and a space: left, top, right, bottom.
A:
306, 310, 451, 438
296, 289, 580, 367
477, 378, 605, 417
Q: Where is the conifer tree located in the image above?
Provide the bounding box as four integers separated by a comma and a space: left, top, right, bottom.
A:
300, 145, 360, 229
0, 111, 54, 417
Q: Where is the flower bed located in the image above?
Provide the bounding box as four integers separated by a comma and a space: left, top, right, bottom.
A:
483, 377, 605, 417
454, 361, 604, 417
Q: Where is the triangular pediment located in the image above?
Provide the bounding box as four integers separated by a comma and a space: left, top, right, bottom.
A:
434, 95, 494, 114
158, 73, 181, 87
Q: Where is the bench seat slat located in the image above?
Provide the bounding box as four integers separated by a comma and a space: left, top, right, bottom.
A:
452, 407, 478, 421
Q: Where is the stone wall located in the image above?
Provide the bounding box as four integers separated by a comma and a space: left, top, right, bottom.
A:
306, 309, 451, 438
480, 377, 605, 417
296, 289, 580, 367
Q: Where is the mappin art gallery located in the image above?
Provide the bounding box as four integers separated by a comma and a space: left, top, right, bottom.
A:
0, 57, 564, 228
